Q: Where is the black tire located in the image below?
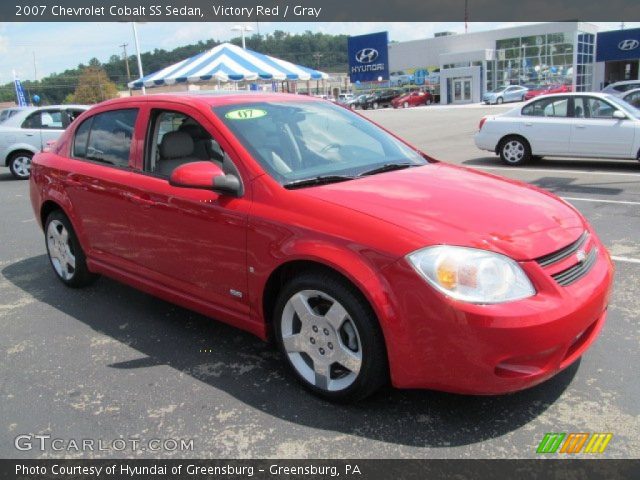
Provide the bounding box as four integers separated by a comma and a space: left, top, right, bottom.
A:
497, 97, 504, 105
44, 210, 98, 288
499, 136, 531, 166
273, 270, 388, 402
8, 151, 33, 180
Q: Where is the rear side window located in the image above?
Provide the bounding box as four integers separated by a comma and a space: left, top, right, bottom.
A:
73, 109, 138, 168
522, 97, 568, 117
22, 110, 64, 130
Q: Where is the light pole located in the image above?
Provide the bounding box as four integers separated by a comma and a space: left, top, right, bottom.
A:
132, 22, 146, 95
232, 25, 253, 49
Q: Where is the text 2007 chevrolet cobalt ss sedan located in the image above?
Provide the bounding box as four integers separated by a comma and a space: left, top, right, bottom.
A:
30, 93, 614, 402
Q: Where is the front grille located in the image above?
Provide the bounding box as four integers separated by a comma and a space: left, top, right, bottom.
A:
536, 231, 588, 268
551, 247, 598, 286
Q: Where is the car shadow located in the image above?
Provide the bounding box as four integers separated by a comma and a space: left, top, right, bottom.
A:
462, 155, 640, 174
2, 255, 579, 448
0, 172, 18, 182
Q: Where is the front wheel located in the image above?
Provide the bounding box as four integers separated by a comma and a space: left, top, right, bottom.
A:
499, 136, 531, 166
274, 272, 388, 402
8, 152, 33, 180
373, 102, 379, 110
403, 101, 409, 108
496, 97, 504, 105
45, 211, 98, 288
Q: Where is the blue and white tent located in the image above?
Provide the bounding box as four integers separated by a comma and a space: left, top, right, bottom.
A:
128, 42, 329, 89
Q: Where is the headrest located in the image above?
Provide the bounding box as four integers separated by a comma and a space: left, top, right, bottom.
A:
160, 131, 194, 159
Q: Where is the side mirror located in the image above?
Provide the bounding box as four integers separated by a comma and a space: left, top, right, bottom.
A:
169, 161, 242, 197
612, 110, 627, 120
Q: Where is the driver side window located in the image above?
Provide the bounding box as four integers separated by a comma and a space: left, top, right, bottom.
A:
145, 110, 225, 177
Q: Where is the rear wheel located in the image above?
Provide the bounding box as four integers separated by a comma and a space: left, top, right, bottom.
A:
274, 271, 388, 402
8, 152, 33, 180
45, 211, 98, 288
499, 136, 531, 166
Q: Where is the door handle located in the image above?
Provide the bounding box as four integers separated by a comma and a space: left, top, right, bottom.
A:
125, 192, 156, 207
25, 133, 35, 137
575, 125, 586, 129
524, 122, 533, 127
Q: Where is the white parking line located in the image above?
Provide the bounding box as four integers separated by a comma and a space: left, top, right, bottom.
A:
474, 165, 640, 178
561, 196, 640, 206
611, 256, 640, 265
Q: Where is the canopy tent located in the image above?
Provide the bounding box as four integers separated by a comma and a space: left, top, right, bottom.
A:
128, 42, 329, 89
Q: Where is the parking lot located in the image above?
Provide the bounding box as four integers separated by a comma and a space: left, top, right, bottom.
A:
1, 103, 638, 459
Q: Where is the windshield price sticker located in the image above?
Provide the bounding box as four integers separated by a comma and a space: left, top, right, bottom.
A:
225, 109, 267, 120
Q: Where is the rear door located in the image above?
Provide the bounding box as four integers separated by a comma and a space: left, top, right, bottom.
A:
20, 109, 66, 149
519, 96, 572, 154
570, 96, 636, 157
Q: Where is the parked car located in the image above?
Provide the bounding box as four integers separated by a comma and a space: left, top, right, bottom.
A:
0, 105, 88, 179
0, 106, 33, 123
601, 80, 640, 97
389, 71, 413, 87
475, 92, 640, 165
621, 88, 640, 109
524, 84, 572, 101
346, 94, 370, 110
361, 89, 403, 109
336, 93, 355, 105
483, 85, 529, 105
391, 91, 434, 108
30, 93, 613, 401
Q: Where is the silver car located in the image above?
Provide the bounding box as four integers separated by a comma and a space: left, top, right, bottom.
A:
621, 88, 640, 109
483, 85, 529, 105
601, 80, 640, 98
0, 105, 88, 179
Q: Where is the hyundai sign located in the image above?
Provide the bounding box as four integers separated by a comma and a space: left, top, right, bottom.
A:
348, 32, 389, 83
596, 28, 640, 62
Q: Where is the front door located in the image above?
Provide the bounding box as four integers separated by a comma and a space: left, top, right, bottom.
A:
453, 78, 472, 104
125, 105, 251, 316
570, 96, 637, 157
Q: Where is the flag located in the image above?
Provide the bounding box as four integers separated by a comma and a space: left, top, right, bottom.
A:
13, 72, 28, 106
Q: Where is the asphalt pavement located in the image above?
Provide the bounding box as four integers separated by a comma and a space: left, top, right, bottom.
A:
0, 102, 638, 459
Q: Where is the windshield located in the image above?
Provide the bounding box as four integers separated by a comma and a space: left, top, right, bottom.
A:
605, 94, 640, 118
213, 101, 427, 185
489, 87, 506, 93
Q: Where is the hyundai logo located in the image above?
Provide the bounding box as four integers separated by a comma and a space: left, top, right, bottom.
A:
355, 48, 379, 64
618, 39, 639, 51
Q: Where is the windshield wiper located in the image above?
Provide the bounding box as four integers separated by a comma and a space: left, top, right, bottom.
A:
284, 175, 355, 190
357, 163, 419, 177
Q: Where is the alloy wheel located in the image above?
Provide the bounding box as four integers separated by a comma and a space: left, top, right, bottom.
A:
280, 289, 362, 392
46, 220, 76, 281
11, 155, 31, 179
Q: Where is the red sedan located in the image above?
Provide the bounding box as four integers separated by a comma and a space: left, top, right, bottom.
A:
391, 91, 433, 108
524, 84, 572, 100
29, 93, 613, 402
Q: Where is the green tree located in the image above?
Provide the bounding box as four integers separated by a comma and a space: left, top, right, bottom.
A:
71, 66, 119, 104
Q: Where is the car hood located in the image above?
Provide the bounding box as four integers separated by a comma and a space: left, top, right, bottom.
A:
298, 164, 584, 261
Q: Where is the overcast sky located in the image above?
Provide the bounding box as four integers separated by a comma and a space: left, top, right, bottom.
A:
1, 22, 638, 84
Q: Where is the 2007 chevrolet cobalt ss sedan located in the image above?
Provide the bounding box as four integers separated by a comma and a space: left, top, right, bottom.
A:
29, 93, 613, 402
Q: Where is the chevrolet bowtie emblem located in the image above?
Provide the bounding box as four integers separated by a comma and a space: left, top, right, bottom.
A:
576, 250, 587, 263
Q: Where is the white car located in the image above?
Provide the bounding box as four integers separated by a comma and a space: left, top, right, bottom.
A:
601, 80, 640, 98
0, 105, 88, 179
474, 92, 640, 166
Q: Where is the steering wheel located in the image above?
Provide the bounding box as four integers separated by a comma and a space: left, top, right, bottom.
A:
320, 143, 341, 153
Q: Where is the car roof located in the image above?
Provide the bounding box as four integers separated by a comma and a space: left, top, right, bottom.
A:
97, 92, 320, 109
607, 80, 640, 86
623, 88, 640, 96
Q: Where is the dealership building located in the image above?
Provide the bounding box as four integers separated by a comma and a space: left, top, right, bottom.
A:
385, 22, 640, 104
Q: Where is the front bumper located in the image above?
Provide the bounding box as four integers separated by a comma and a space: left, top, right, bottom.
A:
375, 235, 614, 394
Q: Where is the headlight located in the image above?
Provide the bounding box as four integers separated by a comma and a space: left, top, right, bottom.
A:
406, 246, 535, 304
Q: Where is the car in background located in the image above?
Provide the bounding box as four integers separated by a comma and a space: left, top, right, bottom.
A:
0, 106, 33, 123
346, 94, 371, 110
601, 80, 640, 97
391, 91, 434, 109
524, 84, 572, 101
0, 105, 89, 179
361, 89, 404, 110
30, 93, 612, 402
389, 71, 413, 87
483, 85, 529, 105
475, 92, 640, 165
621, 88, 640, 109
336, 93, 354, 105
